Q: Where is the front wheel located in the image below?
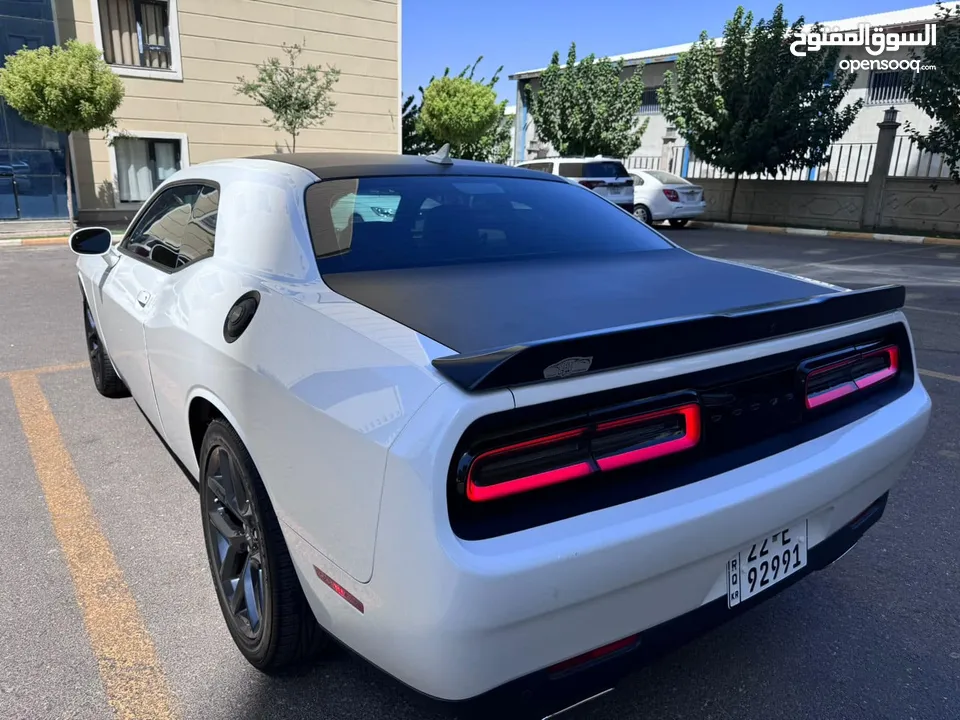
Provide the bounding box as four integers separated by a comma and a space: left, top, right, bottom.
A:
83, 297, 130, 398
668, 219, 690, 228
199, 419, 327, 673
634, 205, 652, 224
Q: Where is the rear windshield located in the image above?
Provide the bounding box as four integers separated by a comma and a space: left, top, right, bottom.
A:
305, 175, 673, 274
643, 170, 690, 185
557, 161, 630, 179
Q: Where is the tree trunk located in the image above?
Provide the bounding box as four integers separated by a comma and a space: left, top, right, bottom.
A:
291, 133, 297, 153
726, 172, 740, 223
65, 134, 75, 232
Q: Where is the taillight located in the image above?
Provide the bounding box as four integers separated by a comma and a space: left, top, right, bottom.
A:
803, 344, 899, 410
579, 180, 604, 189
463, 402, 701, 502
663, 188, 680, 202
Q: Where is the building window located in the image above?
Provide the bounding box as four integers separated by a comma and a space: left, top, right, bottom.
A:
639, 88, 660, 115
93, 0, 181, 79
867, 70, 928, 105
114, 136, 183, 203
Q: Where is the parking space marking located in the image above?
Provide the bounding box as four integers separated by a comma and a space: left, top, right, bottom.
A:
8, 371, 178, 720
0, 361, 86, 380
920, 369, 960, 384
905, 305, 960, 318
778, 245, 929, 272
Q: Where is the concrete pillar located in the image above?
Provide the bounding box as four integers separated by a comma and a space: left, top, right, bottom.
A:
661, 125, 678, 173
862, 107, 901, 230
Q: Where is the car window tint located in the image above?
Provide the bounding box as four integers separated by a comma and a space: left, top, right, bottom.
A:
557, 162, 585, 177
520, 162, 553, 174
123, 184, 203, 270
179, 184, 219, 265
583, 162, 631, 178
644, 170, 689, 185
305, 175, 674, 274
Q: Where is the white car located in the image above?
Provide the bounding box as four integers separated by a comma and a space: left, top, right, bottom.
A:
630, 169, 707, 226
516, 156, 635, 213
70, 149, 931, 720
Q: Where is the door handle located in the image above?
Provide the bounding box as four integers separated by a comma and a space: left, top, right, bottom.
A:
137, 290, 151, 307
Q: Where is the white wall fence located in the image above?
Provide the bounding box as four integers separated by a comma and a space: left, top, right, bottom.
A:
645, 135, 954, 183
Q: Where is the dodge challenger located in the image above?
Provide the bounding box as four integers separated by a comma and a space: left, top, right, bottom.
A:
70, 148, 932, 719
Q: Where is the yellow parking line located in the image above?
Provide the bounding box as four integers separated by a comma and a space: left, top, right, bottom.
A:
0, 361, 87, 380
920, 368, 960, 384
8, 372, 178, 720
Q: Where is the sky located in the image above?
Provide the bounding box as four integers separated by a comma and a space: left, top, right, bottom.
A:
402, 0, 933, 103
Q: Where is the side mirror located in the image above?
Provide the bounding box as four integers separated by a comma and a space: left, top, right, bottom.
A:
69, 227, 113, 256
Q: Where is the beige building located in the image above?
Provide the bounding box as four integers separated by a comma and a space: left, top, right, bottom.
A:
53, 0, 401, 225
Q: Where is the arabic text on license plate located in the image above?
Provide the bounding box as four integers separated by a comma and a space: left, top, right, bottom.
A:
727, 520, 807, 608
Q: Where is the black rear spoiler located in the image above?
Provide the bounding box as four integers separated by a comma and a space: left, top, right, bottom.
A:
431, 284, 906, 392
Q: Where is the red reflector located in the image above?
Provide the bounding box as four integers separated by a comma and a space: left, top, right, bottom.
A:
663, 188, 680, 202
314, 566, 364, 613
549, 634, 639, 675
595, 403, 700, 471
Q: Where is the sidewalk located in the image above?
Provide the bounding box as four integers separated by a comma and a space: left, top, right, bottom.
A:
688, 221, 960, 246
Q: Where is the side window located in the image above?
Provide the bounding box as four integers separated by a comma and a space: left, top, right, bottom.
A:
179, 184, 219, 265
121, 183, 202, 270
520, 162, 554, 174
557, 162, 585, 178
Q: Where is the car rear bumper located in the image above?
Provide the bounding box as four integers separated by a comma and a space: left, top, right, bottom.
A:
289, 377, 931, 705
656, 201, 707, 220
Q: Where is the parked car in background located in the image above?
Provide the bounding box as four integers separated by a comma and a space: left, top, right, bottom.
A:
630, 169, 706, 227
517, 156, 634, 214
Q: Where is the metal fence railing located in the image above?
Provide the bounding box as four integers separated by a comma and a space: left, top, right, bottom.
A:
625, 155, 661, 171
889, 135, 954, 179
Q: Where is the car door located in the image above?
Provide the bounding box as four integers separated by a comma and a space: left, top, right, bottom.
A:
98, 183, 205, 432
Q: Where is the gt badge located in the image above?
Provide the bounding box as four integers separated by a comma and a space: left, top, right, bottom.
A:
543, 356, 593, 379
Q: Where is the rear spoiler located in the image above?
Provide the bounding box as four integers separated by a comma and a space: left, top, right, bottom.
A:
432, 284, 906, 393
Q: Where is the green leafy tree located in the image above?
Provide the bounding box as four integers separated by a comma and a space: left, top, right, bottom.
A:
0, 39, 124, 228
905, 1, 960, 182
526, 43, 649, 158
236, 42, 340, 152
403, 57, 511, 163
659, 4, 862, 220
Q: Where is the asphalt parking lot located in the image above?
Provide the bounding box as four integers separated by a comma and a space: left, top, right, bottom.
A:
1, 229, 958, 720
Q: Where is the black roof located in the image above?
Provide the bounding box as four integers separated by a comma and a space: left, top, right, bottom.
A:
247, 151, 567, 182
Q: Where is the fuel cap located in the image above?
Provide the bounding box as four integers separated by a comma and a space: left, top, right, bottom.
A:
223, 291, 261, 343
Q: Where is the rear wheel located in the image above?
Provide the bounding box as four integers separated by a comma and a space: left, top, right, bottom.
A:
199, 419, 327, 672
634, 205, 652, 224
83, 297, 129, 398
669, 218, 690, 228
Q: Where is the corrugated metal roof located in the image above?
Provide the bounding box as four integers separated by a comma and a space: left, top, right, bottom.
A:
508, 3, 943, 79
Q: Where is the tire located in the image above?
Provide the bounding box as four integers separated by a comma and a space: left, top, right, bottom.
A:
634, 204, 652, 224
669, 219, 690, 228
199, 419, 327, 673
83, 296, 130, 398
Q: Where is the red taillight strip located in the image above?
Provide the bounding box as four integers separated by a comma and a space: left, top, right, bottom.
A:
548, 634, 640, 675
467, 461, 593, 502
804, 344, 899, 410
855, 346, 900, 389
595, 404, 701, 471
465, 404, 700, 502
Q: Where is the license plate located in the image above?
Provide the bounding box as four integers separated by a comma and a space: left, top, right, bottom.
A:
727, 520, 808, 608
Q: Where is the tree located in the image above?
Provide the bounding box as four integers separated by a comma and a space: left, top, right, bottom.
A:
905, 1, 960, 182
403, 57, 511, 163
0, 39, 124, 228
236, 42, 340, 153
525, 43, 649, 158
659, 5, 862, 220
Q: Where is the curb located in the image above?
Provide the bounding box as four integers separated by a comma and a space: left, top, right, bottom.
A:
688, 221, 960, 247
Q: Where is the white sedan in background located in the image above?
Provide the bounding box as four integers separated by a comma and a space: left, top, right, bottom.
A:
69, 148, 930, 720
631, 169, 707, 227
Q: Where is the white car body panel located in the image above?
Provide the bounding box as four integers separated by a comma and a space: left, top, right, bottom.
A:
73, 155, 932, 709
